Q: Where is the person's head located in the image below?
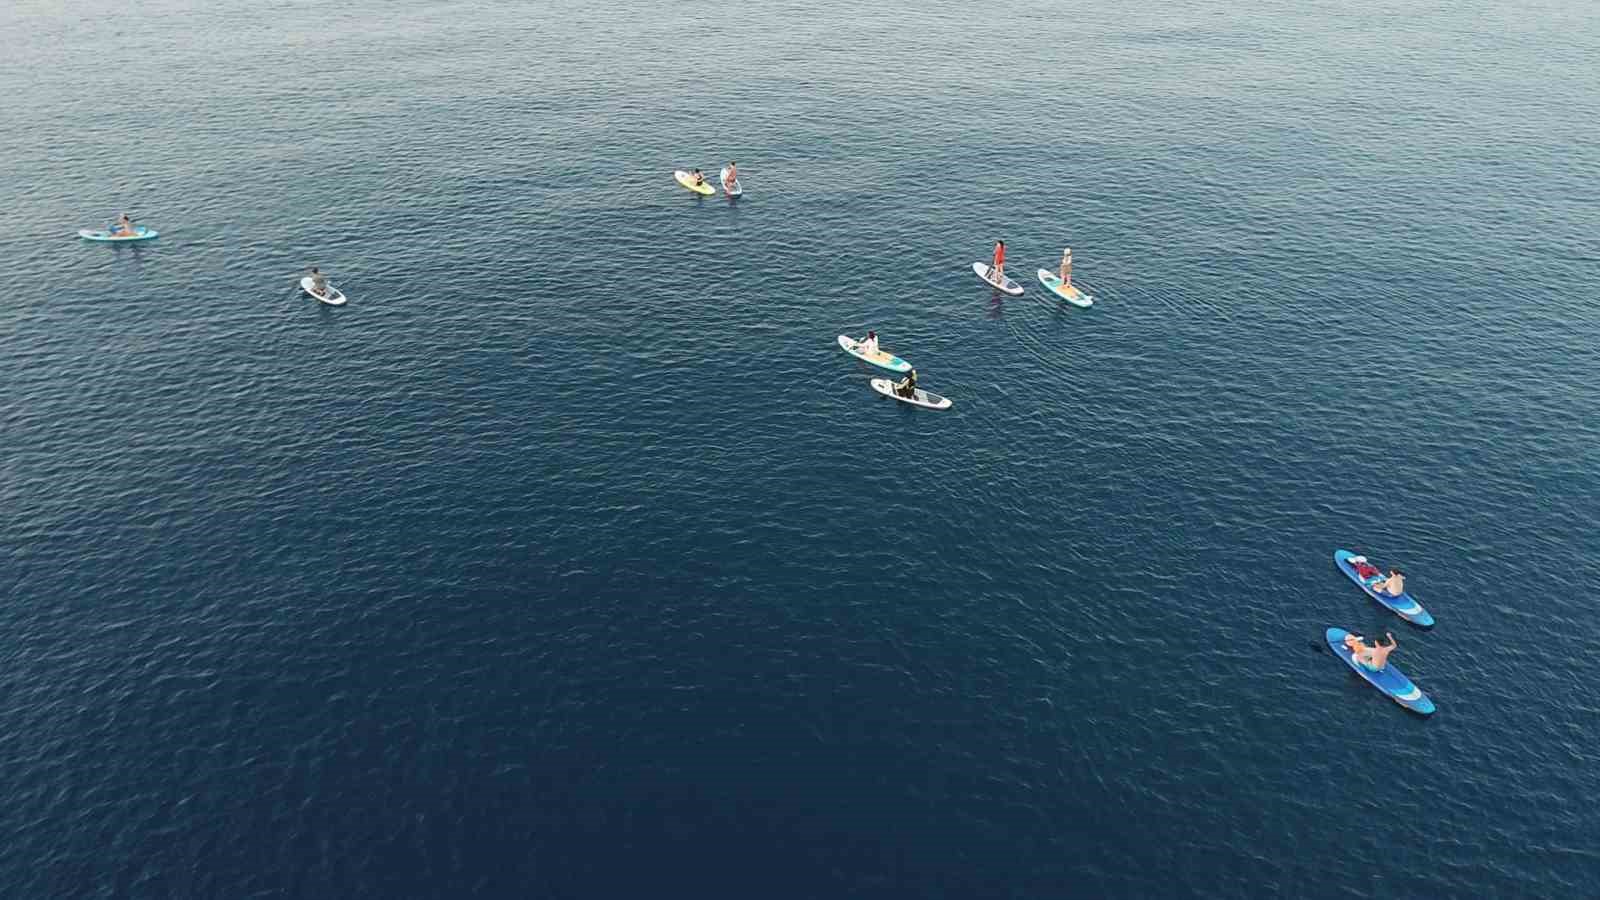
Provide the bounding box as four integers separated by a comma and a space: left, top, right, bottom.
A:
1064, 246, 1071, 255
1389, 567, 1403, 577
997, 240, 1005, 248
730, 160, 736, 166
311, 266, 320, 274
867, 330, 875, 338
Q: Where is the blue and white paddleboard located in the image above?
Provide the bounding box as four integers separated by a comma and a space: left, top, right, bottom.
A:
78, 226, 158, 242
1334, 550, 1433, 627
1325, 627, 1434, 715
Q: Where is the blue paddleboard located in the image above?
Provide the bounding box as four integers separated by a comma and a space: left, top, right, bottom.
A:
1325, 627, 1434, 715
1334, 549, 1433, 627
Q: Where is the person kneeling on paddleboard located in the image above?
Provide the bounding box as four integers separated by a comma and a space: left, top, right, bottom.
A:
1343, 632, 1398, 671
895, 368, 918, 398
309, 266, 330, 297
991, 240, 1006, 283
113, 213, 136, 237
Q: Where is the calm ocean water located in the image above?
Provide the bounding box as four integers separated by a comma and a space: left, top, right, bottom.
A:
3, 0, 1599, 896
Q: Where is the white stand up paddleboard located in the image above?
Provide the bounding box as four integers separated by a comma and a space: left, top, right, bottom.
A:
300, 276, 348, 306
720, 167, 742, 197
972, 262, 1023, 296
837, 335, 912, 373
1036, 269, 1094, 307
870, 377, 952, 410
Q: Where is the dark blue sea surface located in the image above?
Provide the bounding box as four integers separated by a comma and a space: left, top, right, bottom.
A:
3, 0, 1599, 896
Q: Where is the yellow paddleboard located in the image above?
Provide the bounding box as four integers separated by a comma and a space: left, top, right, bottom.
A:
674, 170, 715, 195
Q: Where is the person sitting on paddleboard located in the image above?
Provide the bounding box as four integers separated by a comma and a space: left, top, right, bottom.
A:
1059, 246, 1073, 288
725, 161, 738, 186
991, 240, 1006, 282
113, 213, 136, 236
1343, 632, 1398, 671
1372, 567, 1405, 597
309, 266, 329, 296
692, 169, 706, 187
861, 331, 878, 354
895, 368, 918, 398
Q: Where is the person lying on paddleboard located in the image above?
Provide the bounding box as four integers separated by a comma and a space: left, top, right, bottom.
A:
1343, 632, 1398, 671
113, 213, 136, 237
895, 368, 918, 398
309, 266, 330, 296
1059, 247, 1073, 288
991, 240, 1006, 282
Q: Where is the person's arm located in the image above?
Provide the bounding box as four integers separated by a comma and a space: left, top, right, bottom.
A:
1382, 632, 1396, 648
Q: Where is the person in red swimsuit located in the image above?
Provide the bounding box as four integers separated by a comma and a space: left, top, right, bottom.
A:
1350, 556, 1381, 580
991, 240, 1006, 283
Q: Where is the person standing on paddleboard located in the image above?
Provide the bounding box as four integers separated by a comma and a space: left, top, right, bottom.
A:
991, 240, 1006, 283
1058, 247, 1073, 289
1343, 632, 1398, 671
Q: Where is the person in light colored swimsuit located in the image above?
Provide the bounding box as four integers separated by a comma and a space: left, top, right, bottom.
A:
309, 266, 329, 296
1058, 247, 1073, 288
860, 330, 878, 354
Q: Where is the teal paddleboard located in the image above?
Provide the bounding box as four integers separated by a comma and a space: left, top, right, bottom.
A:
79, 227, 158, 242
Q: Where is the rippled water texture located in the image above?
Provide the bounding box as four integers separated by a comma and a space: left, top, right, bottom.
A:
3, 0, 1599, 896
